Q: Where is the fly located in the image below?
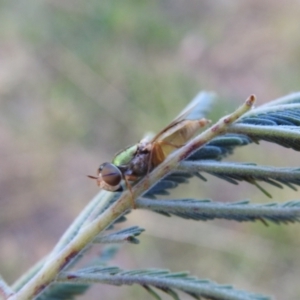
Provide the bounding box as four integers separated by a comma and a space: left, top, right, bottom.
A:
88, 93, 211, 207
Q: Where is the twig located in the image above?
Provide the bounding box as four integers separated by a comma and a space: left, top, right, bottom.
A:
9, 95, 255, 300
0, 276, 14, 299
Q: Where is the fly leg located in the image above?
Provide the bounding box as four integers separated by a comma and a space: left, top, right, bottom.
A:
124, 176, 136, 209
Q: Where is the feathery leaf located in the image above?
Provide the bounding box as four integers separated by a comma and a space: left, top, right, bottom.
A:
229, 92, 300, 150
58, 268, 270, 300
229, 124, 300, 151
93, 226, 145, 244
179, 161, 300, 197
136, 198, 300, 225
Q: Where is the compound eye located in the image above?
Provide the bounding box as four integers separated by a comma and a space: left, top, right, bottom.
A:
100, 163, 122, 186
98, 163, 105, 173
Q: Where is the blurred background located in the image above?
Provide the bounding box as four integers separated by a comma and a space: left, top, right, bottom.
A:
0, 0, 300, 299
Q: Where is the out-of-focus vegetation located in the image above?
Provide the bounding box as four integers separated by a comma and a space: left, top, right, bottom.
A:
0, 0, 300, 299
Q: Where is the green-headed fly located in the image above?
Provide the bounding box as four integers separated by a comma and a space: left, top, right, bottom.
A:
88, 92, 212, 208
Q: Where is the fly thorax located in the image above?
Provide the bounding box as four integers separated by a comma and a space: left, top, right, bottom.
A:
129, 152, 151, 176
137, 141, 152, 153
112, 144, 138, 166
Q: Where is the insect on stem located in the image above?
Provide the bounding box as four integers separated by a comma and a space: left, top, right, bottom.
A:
89, 96, 212, 208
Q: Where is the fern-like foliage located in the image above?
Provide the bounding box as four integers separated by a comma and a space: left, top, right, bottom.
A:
57, 268, 270, 300
136, 198, 300, 225
229, 92, 300, 150
179, 161, 300, 197
94, 226, 145, 244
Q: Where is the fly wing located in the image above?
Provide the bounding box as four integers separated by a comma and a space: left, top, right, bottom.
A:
156, 119, 202, 144
150, 119, 201, 166
173, 91, 215, 121
150, 91, 215, 142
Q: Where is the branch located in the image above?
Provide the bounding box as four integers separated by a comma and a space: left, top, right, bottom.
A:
9, 95, 255, 300
0, 276, 13, 299
140, 96, 255, 200
12, 192, 119, 292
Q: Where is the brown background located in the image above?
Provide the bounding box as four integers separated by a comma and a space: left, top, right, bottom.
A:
0, 1, 300, 299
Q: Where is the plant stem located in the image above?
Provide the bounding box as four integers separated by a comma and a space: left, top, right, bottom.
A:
0, 276, 13, 299
9, 95, 255, 300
